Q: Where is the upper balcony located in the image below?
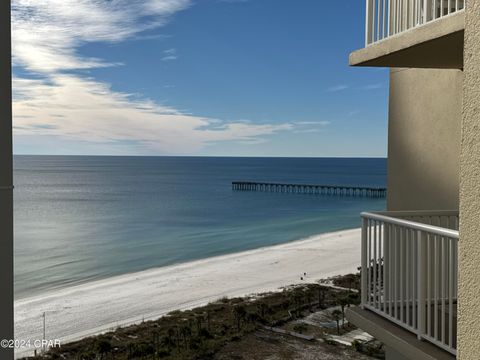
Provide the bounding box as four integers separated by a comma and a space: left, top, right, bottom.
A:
350, 0, 465, 69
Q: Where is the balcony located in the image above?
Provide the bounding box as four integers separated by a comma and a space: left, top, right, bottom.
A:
350, 1, 465, 68
365, 0, 465, 46
358, 210, 459, 357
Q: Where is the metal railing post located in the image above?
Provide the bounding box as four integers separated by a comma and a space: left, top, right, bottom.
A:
417, 230, 426, 340
361, 217, 369, 307
366, 0, 374, 45
423, 0, 428, 23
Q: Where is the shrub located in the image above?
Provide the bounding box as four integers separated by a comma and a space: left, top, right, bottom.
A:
293, 323, 308, 334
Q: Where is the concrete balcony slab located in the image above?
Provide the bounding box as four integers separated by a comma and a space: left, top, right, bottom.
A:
350, 11, 464, 69
346, 307, 456, 360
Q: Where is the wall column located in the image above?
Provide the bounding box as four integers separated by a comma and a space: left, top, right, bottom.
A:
458, 1, 480, 358
0, 1, 13, 357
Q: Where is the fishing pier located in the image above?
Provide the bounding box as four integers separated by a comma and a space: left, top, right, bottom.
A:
232, 181, 386, 198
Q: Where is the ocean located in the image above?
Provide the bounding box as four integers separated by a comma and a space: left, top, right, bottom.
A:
14, 156, 386, 299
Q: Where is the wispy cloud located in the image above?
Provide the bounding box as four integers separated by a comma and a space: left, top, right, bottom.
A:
294, 121, 330, 126
291, 121, 330, 134
326, 83, 385, 93
12, 0, 303, 154
162, 48, 178, 61
13, 75, 296, 153
131, 33, 171, 42
12, 0, 192, 73
360, 83, 384, 90
325, 84, 349, 93
218, 0, 250, 3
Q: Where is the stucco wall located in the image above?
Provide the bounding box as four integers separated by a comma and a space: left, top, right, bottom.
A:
458, 0, 480, 358
387, 68, 462, 211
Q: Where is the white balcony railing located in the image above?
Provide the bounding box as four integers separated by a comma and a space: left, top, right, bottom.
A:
361, 210, 459, 355
365, 0, 466, 45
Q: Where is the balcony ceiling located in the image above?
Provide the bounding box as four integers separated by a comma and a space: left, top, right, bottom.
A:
350, 12, 464, 69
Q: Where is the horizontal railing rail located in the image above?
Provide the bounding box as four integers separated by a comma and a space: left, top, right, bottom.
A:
361, 211, 458, 355
373, 210, 459, 231
366, 0, 466, 45
363, 211, 460, 233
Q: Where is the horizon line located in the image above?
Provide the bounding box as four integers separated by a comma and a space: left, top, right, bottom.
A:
13, 154, 388, 159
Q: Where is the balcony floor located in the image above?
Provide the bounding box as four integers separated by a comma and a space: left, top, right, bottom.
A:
347, 306, 456, 360
366, 301, 457, 348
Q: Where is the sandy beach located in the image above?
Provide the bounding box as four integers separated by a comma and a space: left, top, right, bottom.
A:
14, 228, 361, 358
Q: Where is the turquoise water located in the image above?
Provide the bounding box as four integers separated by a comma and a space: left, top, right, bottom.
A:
14, 156, 386, 299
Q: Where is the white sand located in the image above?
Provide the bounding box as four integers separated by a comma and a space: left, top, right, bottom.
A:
14, 228, 361, 357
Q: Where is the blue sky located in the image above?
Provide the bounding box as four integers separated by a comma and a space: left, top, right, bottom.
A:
12, 0, 388, 157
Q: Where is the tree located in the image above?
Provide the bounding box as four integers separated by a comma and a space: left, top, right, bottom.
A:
290, 292, 303, 317
166, 327, 176, 348
206, 310, 212, 331
180, 324, 191, 350
318, 287, 325, 308
337, 296, 350, 329
332, 310, 342, 335
347, 292, 360, 306
258, 302, 269, 321
247, 311, 260, 325
151, 330, 160, 355
195, 315, 203, 335
95, 339, 111, 359
305, 291, 313, 312
232, 305, 247, 332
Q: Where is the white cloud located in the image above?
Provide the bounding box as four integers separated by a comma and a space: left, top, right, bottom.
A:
326, 83, 384, 94
294, 121, 330, 126
348, 110, 361, 117
11, 0, 303, 155
161, 55, 177, 61
325, 84, 349, 93
13, 75, 295, 154
162, 48, 178, 61
360, 83, 383, 90
218, 0, 250, 3
12, 0, 191, 73
291, 121, 330, 134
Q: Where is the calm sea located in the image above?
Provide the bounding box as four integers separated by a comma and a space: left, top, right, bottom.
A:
14, 156, 386, 299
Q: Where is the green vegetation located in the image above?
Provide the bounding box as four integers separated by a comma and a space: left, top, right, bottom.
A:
352, 339, 385, 358
331, 309, 342, 335
23, 274, 362, 360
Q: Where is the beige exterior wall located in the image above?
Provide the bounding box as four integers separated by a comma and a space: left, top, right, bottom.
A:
387, 68, 462, 211
458, 0, 480, 358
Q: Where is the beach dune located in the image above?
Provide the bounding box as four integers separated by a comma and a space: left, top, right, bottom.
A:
14, 228, 361, 358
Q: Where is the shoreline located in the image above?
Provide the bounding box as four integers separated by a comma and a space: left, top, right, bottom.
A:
15, 227, 361, 358
16, 227, 360, 302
